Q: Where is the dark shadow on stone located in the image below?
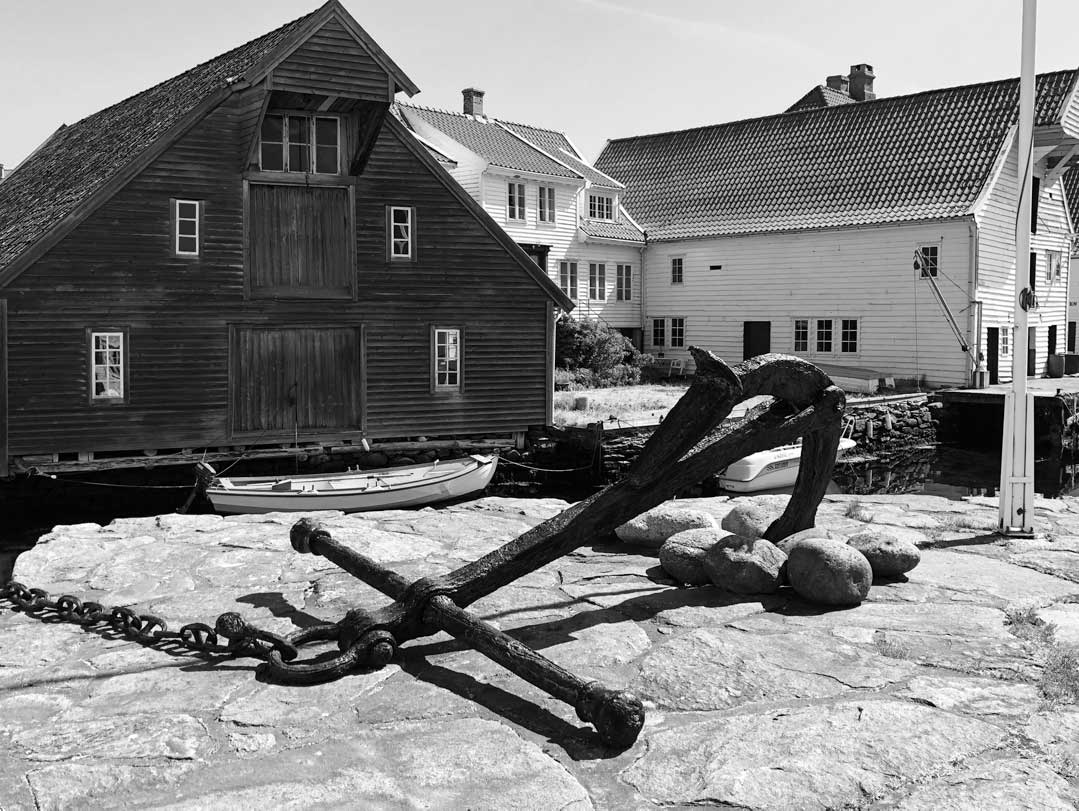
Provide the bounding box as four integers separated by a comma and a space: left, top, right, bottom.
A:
920, 532, 1001, 550
873, 573, 911, 585
235, 591, 326, 629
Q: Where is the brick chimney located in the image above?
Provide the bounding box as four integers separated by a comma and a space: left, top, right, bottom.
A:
462, 87, 485, 118
825, 74, 850, 95
848, 64, 876, 101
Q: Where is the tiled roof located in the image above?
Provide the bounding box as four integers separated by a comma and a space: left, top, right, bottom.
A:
498, 121, 623, 189
579, 216, 644, 243
0, 9, 320, 272
596, 70, 1079, 242
390, 105, 458, 167
785, 85, 858, 113
398, 105, 581, 179
1065, 168, 1079, 233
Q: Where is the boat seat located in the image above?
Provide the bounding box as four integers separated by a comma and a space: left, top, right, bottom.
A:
271, 480, 293, 492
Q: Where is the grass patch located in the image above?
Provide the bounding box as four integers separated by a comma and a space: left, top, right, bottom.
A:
874, 633, 913, 660
1004, 606, 1058, 646
1041, 646, 1079, 706
843, 500, 874, 522
553, 384, 688, 428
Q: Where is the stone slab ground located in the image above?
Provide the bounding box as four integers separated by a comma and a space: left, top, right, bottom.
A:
2, 493, 1079, 809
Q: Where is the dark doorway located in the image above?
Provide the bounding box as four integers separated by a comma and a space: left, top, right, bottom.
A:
1028, 326, 1038, 377
742, 321, 771, 360
1049, 324, 1058, 358
986, 327, 999, 385
1068, 321, 1077, 353
518, 243, 550, 273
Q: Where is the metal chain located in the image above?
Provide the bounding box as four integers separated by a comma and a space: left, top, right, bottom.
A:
1, 580, 299, 663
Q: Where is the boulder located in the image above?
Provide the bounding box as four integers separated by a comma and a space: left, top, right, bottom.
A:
775, 527, 843, 555
703, 534, 786, 594
786, 538, 872, 606
719, 495, 790, 539
615, 505, 719, 549
847, 529, 921, 578
659, 529, 721, 585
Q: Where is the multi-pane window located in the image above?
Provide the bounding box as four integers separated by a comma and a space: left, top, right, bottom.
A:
671, 256, 684, 284
1047, 250, 1063, 283
589, 263, 606, 300
538, 185, 555, 223
652, 318, 666, 347
433, 328, 461, 391
616, 264, 632, 300
91, 332, 124, 400
918, 244, 938, 278
588, 194, 613, 220
507, 182, 526, 221
559, 261, 578, 299
174, 200, 199, 256
670, 318, 685, 348
793, 319, 809, 352
841, 319, 858, 353
389, 206, 413, 259
1001, 328, 1010, 356
260, 114, 339, 174
816, 319, 833, 353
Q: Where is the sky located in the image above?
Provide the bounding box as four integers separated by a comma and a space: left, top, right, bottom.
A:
2, 0, 1079, 169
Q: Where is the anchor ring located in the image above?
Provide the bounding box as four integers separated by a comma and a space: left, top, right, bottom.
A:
260, 624, 396, 685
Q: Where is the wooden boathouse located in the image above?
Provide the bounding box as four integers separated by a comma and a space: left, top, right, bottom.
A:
0, 1, 572, 477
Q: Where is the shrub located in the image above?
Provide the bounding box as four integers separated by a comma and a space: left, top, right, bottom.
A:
555, 315, 648, 387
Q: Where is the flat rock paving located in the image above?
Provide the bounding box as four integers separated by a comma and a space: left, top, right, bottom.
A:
2, 492, 1079, 809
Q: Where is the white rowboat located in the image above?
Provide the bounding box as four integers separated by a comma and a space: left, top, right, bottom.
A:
200, 455, 498, 514
717, 438, 857, 493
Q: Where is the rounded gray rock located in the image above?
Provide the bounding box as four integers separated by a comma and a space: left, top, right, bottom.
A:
847, 529, 921, 578
775, 527, 843, 555
616, 505, 719, 549
659, 528, 721, 585
703, 534, 787, 595
786, 538, 872, 606
719, 495, 789, 539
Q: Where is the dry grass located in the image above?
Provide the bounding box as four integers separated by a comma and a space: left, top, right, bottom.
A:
553, 384, 689, 428
1005, 606, 1058, 647
1041, 645, 1079, 706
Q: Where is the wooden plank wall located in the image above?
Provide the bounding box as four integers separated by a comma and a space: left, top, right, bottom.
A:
272, 19, 391, 102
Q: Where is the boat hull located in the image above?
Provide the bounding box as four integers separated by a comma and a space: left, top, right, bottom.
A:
717, 438, 856, 493
204, 455, 498, 514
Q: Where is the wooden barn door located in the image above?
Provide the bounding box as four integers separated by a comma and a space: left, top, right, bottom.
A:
986, 327, 999, 385
230, 325, 363, 439
0, 300, 7, 477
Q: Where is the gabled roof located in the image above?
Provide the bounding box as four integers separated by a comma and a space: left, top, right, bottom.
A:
398, 104, 581, 179
596, 69, 1079, 242
0, 1, 418, 282
785, 84, 858, 113
580, 216, 645, 243
498, 121, 623, 189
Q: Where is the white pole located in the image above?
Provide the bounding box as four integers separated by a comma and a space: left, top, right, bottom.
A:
999, 0, 1037, 535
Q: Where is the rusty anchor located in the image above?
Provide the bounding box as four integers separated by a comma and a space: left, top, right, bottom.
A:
263, 349, 846, 748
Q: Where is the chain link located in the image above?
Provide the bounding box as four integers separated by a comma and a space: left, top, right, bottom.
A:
1, 580, 298, 663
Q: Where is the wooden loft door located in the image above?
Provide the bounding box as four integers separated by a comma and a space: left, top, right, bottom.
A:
0, 300, 7, 477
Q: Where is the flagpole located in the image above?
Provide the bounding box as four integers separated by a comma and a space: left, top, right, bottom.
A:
998, 0, 1037, 536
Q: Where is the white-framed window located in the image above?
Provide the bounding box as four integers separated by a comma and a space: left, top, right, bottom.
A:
588, 194, 613, 220
816, 318, 833, 353
388, 206, 413, 259
538, 185, 555, 223
174, 199, 200, 256
589, 263, 606, 300
559, 261, 578, 299
793, 318, 809, 353
917, 244, 939, 278
652, 318, 665, 347
670, 256, 684, 284
670, 317, 685, 348
90, 331, 125, 401
1001, 327, 1010, 356
433, 327, 461, 391
1047, 250, 1063, 283
507, 182, 526, 221
616, 264, 632, 300
840, 319, 858, 353
260, 114, 340, 174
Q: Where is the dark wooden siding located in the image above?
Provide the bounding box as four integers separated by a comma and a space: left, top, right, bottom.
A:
231, 325, 362, 435
3, 93, 555, 459
271, 19, 390, 102
248, 184, 353, 297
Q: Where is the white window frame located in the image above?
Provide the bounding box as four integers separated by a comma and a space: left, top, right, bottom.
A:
917, 244, 939, 278
670, 317, 685, 348
389, 206, 413, 260
670, 256, 684, 285
538, 185, 555, 224
432, 327, 462, 392
259, 113, 340, 174
1001, 327, 1010, 356
616, 264, 632, 301
589, 263, 606, 301
507, 182, 526, 221
174, 199, 200, 256
840, 318, 858, 353
651, 318, 665, 348
1047, 249, 1062, 284
793, 318, 809, 353
816, 318, 834, 353
90, 331, 125, 401
559, 260, 578, 299
588, 194, 613, 221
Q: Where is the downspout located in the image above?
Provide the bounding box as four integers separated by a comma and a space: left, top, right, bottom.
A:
968, 217, 983, 384
639, 234, 648, 351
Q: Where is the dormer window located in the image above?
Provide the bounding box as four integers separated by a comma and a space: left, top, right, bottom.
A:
588, 194, 613, 221
260, 114, 340, 174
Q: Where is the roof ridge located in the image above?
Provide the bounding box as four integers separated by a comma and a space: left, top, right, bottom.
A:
497, 117, 570, 140
607, 67, 1079, 145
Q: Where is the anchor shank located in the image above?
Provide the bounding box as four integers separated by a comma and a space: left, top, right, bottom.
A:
294, 521, 412, 601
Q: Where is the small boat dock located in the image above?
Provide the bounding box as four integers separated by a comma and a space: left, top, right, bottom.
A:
936, 376, 1079, 449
